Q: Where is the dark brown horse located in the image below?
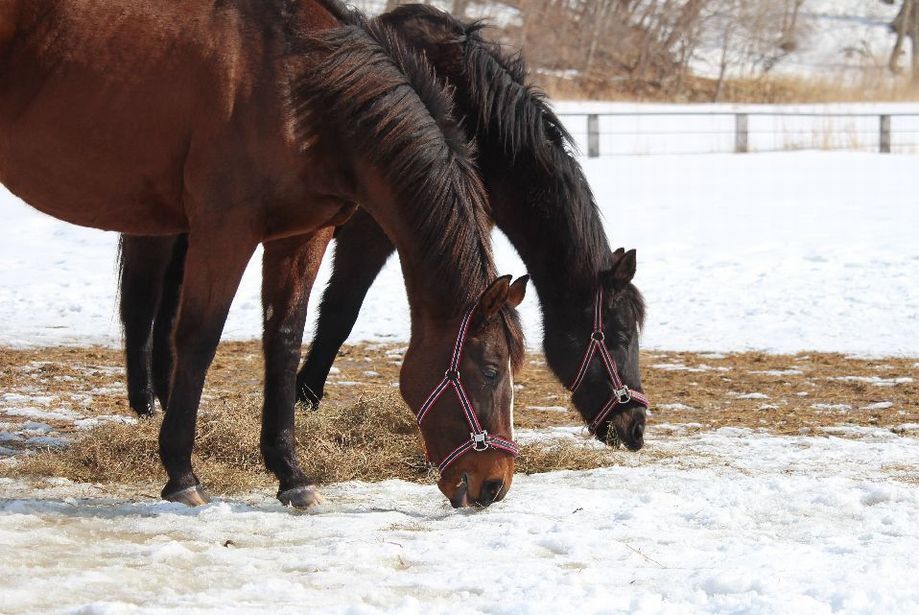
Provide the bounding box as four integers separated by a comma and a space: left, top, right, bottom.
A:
120, 3, 650, 451
0, 0, 526, 508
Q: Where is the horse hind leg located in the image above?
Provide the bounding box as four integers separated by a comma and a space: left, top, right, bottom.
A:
296, 209, 394, 409
118, 235, 182, 417
151, 234, 188, 410
261, 229, 334, 509
159, 230, 256, 506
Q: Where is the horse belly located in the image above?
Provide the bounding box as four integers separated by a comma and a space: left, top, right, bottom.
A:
0, 62, 193, 233
1, 122, 188, 234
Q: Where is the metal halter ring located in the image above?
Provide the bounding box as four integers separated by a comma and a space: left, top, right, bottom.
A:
614, 386, 632, 404
471, 431, 490, 452
591, 330, 605, 342
444, 369, 460, 382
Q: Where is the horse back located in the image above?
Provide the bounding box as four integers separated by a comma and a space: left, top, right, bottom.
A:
0, 0, 308, 234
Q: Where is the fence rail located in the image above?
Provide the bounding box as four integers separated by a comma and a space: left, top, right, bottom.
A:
556, 111, 919, 156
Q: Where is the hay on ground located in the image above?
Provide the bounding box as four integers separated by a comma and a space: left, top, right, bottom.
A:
9, 392, 619, 493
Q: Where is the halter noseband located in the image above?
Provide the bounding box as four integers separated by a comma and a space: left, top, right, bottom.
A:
567, 287, 649, 434
415, 306, 519, 474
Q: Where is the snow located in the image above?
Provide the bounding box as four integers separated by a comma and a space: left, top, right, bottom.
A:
829, 376, 914, 386
651, 362, 730, 373
657, 403, 696, 412
2, 428, 918, 614
524, 405, 568, 413
749, 369, 805, 376
810, 403, 852, 411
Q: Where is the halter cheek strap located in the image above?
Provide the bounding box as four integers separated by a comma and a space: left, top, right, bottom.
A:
415, 306, 519, 474
567, 287, 649, 434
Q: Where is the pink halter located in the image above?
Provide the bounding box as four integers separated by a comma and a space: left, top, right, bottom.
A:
567, 287, 649, 434
415, 306, 519, 473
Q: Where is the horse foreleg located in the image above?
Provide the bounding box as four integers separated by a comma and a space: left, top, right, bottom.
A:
119, 235, 182, 417
296, 209, 394, 408
261, 229, 334, 508
159, 231, 256, 506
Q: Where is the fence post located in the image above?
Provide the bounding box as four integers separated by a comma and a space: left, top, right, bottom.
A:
879, 115, 891, 153
587, 114, 600, 158
735, 113, 749, 153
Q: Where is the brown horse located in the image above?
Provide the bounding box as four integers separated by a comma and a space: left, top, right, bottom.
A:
119, 3, 650, 452
0, 0, 526, 508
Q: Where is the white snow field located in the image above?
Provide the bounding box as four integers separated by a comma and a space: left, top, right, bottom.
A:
2, 147, 918, 355
2, 427, 918, 614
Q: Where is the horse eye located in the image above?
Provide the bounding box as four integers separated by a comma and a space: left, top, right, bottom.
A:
482, 366, 499, 381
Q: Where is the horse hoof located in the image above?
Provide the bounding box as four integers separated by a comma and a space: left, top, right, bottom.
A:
278, 486, 323, 509
163, 485, 210, 507
129, 392, 156, 418
296, 384, 321, 411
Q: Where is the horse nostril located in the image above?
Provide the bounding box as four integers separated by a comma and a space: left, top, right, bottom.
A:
480, 479, 504, 505
631, 422, 644, 443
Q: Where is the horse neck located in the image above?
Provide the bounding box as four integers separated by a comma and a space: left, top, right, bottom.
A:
432, 43, 615, 319
480, 147, 614, 319
351, 159, 493, 327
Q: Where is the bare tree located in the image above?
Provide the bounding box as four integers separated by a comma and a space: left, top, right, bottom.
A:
887, 0, 919, 82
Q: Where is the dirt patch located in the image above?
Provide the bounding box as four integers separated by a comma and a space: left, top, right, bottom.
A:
1, 343, 916, 492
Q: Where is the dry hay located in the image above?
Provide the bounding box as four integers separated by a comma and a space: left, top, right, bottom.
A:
2, 342, 916, 493
8, 391, 619, 494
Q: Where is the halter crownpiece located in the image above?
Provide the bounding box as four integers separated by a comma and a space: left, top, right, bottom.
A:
567, 287, 649, 434
415, 305, 519, 473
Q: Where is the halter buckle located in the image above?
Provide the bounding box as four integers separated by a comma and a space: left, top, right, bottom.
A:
444, 369, 460, 382
614, 386, 632, 404
471, 431, 490, 452
591, 330, 605, 342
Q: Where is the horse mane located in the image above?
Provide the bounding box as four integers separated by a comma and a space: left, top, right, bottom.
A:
617, 284, 646, 332
382, 5, 614, 285
288, 15, 525, 368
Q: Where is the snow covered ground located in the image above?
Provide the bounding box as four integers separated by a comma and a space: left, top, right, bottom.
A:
2, 146, 917, 355
2, 427, 918, 614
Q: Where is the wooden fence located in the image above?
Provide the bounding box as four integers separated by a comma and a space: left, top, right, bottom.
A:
557, 111, 919, 157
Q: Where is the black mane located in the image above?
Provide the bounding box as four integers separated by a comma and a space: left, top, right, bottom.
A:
290, 18, 493, 306
383, 4, 615, 285
288, 14, 525, 367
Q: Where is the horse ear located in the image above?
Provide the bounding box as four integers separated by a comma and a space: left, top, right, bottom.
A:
612, 247, 626, 263
476, 275, 512, 321
506, 275, 529, 309
602, 249, 637, 291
